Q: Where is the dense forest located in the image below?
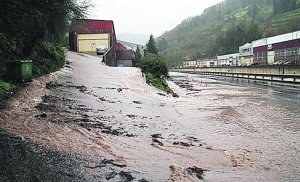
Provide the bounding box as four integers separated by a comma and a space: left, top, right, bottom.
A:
158, 0, 300, 67
0, 0, 89, 76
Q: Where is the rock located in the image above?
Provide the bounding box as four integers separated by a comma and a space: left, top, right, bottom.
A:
172, 93, 179, 97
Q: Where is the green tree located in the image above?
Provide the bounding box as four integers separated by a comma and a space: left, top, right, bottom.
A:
146, 34, 158, 54
135, 46, 142, 62
0, 0, 90, 76
139, 53, 168, 78
0, 0, 90, 58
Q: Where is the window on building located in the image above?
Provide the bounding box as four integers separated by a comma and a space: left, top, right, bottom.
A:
290, 48, 297, 56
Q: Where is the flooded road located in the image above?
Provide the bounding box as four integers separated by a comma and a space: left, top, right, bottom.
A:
1, 52, 299, 181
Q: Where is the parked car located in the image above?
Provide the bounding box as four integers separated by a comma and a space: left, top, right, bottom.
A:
96, 45, 108, 55
283, 61, 295, 65
273, 60, 284, 65
249, 62, 259, 66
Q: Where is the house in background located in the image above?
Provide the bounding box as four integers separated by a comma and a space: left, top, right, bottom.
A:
116, 42, 135, 67
69, 19, 117, 66
239, 43, 253, 66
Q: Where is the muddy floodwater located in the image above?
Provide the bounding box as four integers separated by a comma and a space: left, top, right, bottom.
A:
0, 52, 299, 181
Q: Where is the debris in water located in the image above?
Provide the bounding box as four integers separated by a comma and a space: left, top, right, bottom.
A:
157, 93, 166, 96
139, 178, 150, 182
127, 114, 138, 119
133, 101, 142, 104
106, 171, 118, 180
119, 171, 134, 181
34, 113, 48, 118
186, 166, 207, 180
173, 141, 193, 147
151, 134, 163, 139
84, 159, 127, 169
172, 92, 179, 97
152, 138, 164, 146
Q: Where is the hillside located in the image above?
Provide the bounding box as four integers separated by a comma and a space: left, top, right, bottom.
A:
158, 0, 300, 67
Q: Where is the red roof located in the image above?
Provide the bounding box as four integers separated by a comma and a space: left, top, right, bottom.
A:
72, 19, 114, 31
116, 42, 127, 50
84, 19, 113, 29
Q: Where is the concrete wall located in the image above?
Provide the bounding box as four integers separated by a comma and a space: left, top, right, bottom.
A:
173, 65, 300, 75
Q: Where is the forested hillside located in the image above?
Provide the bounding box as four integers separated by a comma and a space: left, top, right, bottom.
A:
158, 0, 300, 67
0, 0, 89, 76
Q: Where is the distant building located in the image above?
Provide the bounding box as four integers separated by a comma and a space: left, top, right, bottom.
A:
116, 42, 135, 67
239, 43, 253, 66
217, 53, 240, 66
69, 19, 117, 66
183, 60, 197, 68
253, 30, 300, 65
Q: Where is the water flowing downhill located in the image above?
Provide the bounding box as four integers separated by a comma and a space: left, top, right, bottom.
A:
0, 52, 299, 181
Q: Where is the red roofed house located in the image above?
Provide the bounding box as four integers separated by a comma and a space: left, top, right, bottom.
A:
116, 42, 135, 67
69, 19, 117, 66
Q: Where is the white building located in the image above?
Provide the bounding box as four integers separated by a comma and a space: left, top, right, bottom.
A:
239, 43, 253, 66
217, 53, 240, 66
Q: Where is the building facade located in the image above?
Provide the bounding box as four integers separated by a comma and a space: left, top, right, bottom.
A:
217, 53, 240, 66
69, 19, 117, 66
239, 43, 253, 66
253, 31, 300, 65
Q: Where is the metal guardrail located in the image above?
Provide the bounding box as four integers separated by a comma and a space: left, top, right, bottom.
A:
174, 70, 300, 84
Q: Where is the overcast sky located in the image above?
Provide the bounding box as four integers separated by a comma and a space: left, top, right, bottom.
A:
89, 0, 223, 37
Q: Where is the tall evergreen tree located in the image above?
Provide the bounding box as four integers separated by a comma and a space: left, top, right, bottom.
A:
146, 35, 158, 54
135, 46, 142, 61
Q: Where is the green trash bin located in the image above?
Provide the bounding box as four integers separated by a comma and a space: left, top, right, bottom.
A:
5, 60, 33, 82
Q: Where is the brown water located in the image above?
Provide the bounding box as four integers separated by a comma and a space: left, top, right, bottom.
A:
0, 52, 299, 181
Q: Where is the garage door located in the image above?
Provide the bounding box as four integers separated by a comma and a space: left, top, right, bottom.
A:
78, 34, 110, 53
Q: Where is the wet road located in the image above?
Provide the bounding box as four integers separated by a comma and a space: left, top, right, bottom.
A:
1, 52, 299, 181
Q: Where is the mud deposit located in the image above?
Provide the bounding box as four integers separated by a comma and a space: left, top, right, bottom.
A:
0, 52, 300, 181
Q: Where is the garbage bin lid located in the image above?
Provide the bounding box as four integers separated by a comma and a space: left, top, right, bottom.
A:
20, 60, 33, 63
5, 60, 32, 63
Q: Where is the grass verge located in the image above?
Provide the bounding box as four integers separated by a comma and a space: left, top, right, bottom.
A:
145, 73, 172, 94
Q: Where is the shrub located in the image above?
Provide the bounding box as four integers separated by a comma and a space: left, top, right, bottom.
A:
30, 41, 65, 76
0, 33, 16, 77
0, 81, 16, 95
145, 73, 172, 93
0, 33, 16, 59
138, 53, 172, 93
138, 53, 169, 78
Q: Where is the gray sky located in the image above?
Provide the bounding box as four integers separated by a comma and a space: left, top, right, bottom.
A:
89, 0, 223, 37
